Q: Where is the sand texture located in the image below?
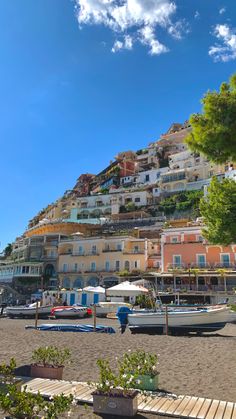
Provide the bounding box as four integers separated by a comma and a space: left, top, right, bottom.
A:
0, 316, 235, 418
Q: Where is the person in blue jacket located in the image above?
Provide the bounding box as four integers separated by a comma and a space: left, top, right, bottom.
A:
116, 306, 132, 334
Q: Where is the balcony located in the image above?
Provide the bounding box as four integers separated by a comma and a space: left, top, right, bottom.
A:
167, 263, 236, 271
123, 251, 145, 255
102, 249, 122, 253
167, 263, 187, 270
215, 263, 236, 269
190, 262, 211, 269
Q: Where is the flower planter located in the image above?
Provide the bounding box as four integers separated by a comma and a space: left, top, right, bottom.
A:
135, 373, 159, 391
31, 364, 64, 380
92, 390, 138, 417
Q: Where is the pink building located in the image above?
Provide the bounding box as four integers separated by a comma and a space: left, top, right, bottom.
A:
160, 225, 236, 295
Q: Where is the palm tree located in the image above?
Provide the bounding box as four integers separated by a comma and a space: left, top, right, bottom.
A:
217, 269, 227, 292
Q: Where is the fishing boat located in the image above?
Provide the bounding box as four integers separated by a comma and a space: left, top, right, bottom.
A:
127, 305, 236, 334
51, 305, 92, 319
6, 302, 53, 318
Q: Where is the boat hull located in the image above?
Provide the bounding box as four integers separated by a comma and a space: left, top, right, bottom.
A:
128, 306, 236, 334
6, 305, 53, 318
53, 307, 88, 319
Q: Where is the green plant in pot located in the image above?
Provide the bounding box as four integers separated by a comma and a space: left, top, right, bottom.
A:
0, 359, 73, 419
31, 346, 71, 380
120, 350, 159, 391
92, 357, 139, 417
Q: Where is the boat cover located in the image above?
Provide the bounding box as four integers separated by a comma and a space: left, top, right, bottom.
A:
25, 323, 115, 333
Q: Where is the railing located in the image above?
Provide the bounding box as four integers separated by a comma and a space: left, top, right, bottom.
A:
167, 263, 187, 270
155, 285, 232, 293
214, 263, 236, 269
102, 249, 122, 253
123, 251, 145, 255
190, 262, 211, 269
167, 263, 236, 271
58, 252, 100, 257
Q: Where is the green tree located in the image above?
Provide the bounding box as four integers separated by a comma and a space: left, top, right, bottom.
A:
200, 177, 236, 245
3, 243, 12, 257
186, 73, 236, 163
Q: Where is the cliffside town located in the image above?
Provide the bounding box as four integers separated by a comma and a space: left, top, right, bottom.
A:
0, 121, 236, 304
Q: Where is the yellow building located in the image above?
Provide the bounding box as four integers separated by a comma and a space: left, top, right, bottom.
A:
58, 235, 149, 288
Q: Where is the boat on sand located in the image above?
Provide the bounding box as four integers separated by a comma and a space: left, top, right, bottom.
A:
6, 302, 52, 318
51, 305, 92, 318
119, 305, 236, 334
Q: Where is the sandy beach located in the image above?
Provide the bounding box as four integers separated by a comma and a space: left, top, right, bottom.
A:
0, 316, 236, 418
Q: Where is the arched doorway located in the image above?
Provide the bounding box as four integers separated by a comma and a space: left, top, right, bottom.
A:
44, 264, 56, 278
73, 277, 84, 289
103, 277, 119, 288
87, 276, 99, 287
62, 277, 70, 289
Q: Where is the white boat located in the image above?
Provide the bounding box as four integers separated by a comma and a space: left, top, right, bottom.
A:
6, 302, 53, 318
51, 305, 92, 319
95, 302, 132, 317
128, 305, 236, 334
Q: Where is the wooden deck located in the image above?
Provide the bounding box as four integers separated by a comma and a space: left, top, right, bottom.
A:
23, 378, 236, 418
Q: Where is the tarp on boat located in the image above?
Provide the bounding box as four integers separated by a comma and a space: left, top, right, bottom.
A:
25, 324, 115, 333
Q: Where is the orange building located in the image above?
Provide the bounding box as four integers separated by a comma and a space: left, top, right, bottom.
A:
160, 225, 236, 295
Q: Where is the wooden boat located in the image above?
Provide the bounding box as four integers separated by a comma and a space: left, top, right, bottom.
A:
51, 305, 92, 318
6, 302, 53, 318
127, 305, 236, 334
95, 302, 132, 317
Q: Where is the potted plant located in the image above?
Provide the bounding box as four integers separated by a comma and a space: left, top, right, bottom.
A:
31, 346, 71, 380
120, 350, 159, 391
0, 359, 73, 419
92, 358, 139, 417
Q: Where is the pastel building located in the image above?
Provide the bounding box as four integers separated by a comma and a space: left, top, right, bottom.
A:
160, 225, 236, 294
58, 235, 149, 289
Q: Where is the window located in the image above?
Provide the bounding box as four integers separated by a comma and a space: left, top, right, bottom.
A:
145, 174, 150, 182
135, 197, 141, 203
74, 263, 78, 272
91, 245, 97, 255
197, 235, 203, 242
105, 261, 110, 272
173, 255, 181, 267
63, 264, 67, 273
220, 254, 230, 267
78, 246, 83, 255
134, 246, 139, 253
134, 260, 140, 269
115, 260, 120, 271
117, 243, 122, 251
197, 254, 206, 268
171, 236, 179, 243
124, 260, 130, 271
91, 262, 96, 272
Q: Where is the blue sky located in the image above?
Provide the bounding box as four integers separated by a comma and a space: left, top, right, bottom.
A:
0, 0, 236, 250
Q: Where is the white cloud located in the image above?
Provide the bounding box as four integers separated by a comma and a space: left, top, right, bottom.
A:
194, 11, 200, 20
219, 7, 226, 15
75, 0, 186, 54
139, 26, 168, 55
209, 24, 236, 62
111, 35, 133, 52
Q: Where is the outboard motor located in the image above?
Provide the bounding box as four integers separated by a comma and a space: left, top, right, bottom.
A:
116, 306, 132, 334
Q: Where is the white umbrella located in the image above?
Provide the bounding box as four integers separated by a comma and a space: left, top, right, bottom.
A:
83, 286, 106, 293
106, 281, 148, 297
